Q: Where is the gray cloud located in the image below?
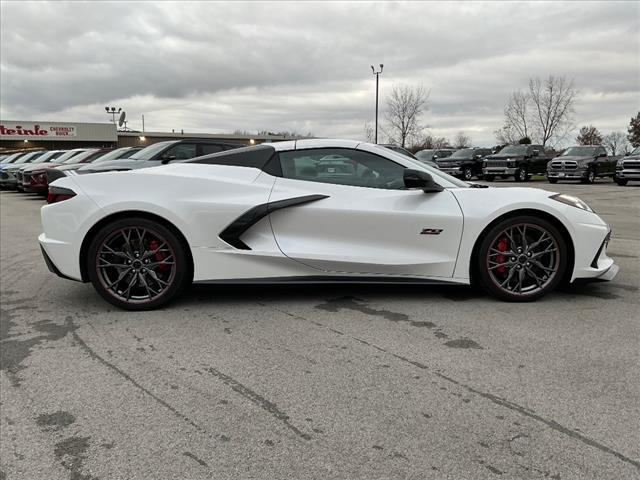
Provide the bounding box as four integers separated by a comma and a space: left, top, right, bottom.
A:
1, 1, 638, 146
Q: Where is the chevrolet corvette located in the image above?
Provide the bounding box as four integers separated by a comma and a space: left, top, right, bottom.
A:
39, 139, 618, 310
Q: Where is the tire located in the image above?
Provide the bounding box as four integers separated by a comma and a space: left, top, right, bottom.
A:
615, 178, 628, 186
548, 178, 558, 184
86, 217, 191, 310
514, 166, 528, 182
484, 174, 495, 182
462, 167, 473, 181
476, 215, 567, 302
581, 168, 596, 184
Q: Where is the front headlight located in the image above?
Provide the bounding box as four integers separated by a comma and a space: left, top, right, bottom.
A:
550, 193, 594, 213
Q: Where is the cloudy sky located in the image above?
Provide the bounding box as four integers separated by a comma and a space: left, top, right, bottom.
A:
1, 1, 638, 146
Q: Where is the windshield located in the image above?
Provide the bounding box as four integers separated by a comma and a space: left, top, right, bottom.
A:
1, 153, 24, 163
14, 151, 43, 164
54, 150, 86, 163
449, 149, 475, 159
31, 151, 64, 164
93, 147, 137, 163
497, 145, 528, 155
415, 150, 435, 161
63, 149, 99, 164
129, 141, 177, 160
561, 146, 598, 157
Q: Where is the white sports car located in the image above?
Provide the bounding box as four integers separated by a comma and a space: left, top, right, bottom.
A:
39, 139, 618, 310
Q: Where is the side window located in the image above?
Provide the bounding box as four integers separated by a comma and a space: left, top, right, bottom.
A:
596, 147, 607, 157
200, 144, 224, 156
164, 143, 197, 160
279, 148, 407, 189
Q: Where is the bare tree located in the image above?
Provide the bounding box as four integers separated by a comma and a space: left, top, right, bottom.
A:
529, 75, 577, 146
363, 121, 375, 143
494, 125, 519, 145
628, 112, 640, 147
576, 125, 603, 145
603, 131, 630, 155
453, 132, 472, 148
410, 132, 450, 151
504, 90, 530, 140
384, 84, 430, 148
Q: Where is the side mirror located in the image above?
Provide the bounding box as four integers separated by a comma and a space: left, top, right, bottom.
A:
404, 169, 444, 192
160, 154, 177, 164
433, 155, 438, 160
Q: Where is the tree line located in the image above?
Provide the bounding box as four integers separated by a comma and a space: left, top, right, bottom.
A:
373, 76, 639, 154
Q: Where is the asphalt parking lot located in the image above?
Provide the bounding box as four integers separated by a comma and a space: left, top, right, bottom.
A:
1, 180, 638, 479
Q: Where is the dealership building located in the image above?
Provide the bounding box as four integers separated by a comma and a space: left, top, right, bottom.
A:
0, 120, 294, 152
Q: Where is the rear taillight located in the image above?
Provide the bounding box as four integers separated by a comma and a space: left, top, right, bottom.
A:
47, 186, 76, 204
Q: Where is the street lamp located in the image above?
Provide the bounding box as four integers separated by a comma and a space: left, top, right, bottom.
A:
104, 106, 122, 124
371, 64, 383, 144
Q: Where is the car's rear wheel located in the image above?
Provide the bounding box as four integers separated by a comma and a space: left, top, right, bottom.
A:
476, 216, 567, 301
615, 177, 628, 186
87, 217, 190, 310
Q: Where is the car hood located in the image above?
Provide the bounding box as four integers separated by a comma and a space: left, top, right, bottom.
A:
622, 154, 640, 160
438, 157, 473, 162
54, 163, 86, 171
2, 164, 29, 172
553, 155, 593, 163
77, 159, 158, 173
484, 155, 523, 160
22, 162, 63, 172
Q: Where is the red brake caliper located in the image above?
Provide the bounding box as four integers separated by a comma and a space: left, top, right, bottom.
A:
149, 240, 168, 271
496, 237, 508, 275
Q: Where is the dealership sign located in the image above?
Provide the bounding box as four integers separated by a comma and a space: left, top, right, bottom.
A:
0, 123, 77, 138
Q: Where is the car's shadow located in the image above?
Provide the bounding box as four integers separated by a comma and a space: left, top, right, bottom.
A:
179, 282, 482, 305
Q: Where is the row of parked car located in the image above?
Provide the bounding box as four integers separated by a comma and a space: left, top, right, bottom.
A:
414, 144, 640, 185
1, 140, 638, 200
0, 139, 244, 195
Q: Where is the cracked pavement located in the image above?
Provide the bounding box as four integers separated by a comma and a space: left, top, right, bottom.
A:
1, 181, 639, 479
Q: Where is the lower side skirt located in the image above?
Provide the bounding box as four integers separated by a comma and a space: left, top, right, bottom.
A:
194, 276, 463, 285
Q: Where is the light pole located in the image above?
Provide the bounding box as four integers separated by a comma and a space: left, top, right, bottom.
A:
371, 64, 383, 144
104, 106, 122, 124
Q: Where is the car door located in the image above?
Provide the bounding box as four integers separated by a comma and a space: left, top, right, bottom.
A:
268, 147, 464, 278
594, 147, 611, 175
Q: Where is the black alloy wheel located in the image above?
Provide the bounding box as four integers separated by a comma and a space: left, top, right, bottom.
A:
462, 167, 473, 181
477, 216, 567, 301
515, 166, 528, 182
581, 168, 596, 184
87, 217, 190, 310
614, 177, 628, 186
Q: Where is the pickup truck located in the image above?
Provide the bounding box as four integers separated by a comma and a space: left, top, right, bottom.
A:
436, 147, 492, 180
482, 144, 552, 182
614, 146, 640, 185
547, 145, 622, 184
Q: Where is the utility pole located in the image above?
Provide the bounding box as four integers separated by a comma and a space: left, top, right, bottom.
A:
371, 64, 383, 144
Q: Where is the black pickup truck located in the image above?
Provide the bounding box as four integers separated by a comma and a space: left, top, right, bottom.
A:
482, 144, 553, 182
614, 146, 640, 186
436, 147, 492, 180
546, 145, 622, 184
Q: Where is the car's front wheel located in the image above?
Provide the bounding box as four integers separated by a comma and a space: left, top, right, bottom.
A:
514, 166, 528, 182
462, 167, 473, 181
581, 168, 596, 184
476, 216, 567, 301
87, 217, 190, 310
